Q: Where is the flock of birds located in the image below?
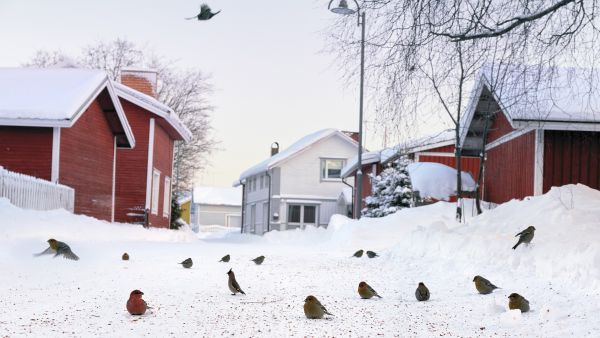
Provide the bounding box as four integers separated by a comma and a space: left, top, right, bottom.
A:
33, 225, 536, 319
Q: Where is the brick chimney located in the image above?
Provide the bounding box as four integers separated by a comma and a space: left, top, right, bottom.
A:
270, 142, 279, 156
342, 131, 359, 142
120, 68, 157, 98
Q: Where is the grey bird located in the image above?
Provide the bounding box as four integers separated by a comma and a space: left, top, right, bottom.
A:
251, 255, 265, 265
415, 282, 430, 301
219, 254, 230, 262
179, 258, 193, 269
185, 4, 221, 21
352, 249, 364, 258
304, 295, 333, 319
34, 238, 79, 261
513, 226, 536, 250
366, 250, 379, 258
473, 275, 499, 294
508, 293, 530, 312
227, 268, 245, 295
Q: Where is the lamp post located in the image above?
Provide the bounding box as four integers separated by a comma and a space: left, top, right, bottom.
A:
328, 0, 365, 219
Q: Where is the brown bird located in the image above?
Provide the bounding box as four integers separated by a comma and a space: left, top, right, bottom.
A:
352, 249, 364, 258
303, 295, 333, 319
185, 4, 221, 21
179, 258, 193, 269
358, 281, 382, 299
513, 226, 536, 250
122, 253, 129, 261
126, 290, 148, 315
473, 275, 499, 294
366, 250, 379, 258
34, 238, 79, 260
415, 282, 430, 301
251, 255, 265, 265
219, 254, 230, 262
227, 269, 245, 295
508, 293, 530, 312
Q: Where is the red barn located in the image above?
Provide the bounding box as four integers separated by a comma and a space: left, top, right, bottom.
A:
113, 69, 192, 228
0, 68, 135, 221
460, 68, 600, 205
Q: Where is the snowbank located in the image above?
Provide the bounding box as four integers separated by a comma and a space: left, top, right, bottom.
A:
407, 162, 477, 200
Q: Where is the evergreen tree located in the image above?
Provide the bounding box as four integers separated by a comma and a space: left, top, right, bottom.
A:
170, 196, 183, 229
362, 157, 415, 217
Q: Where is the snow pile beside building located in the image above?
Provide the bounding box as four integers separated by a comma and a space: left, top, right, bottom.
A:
407, 162, 477, 200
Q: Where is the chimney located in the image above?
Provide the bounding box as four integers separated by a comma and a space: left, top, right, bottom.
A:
342, 131, 359, 142
120, 68, 157, 98
270, 142, 279, 156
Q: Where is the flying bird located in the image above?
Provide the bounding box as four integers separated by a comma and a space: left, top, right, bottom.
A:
34, 238, 79, 261
227, 269, 245, 295
304, 295, 333, 319
185, 4, 221, 21
513, 226, 536, 250
126, 290, 148, 315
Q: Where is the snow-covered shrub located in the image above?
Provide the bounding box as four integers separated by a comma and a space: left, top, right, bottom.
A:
362, 157, 416, 218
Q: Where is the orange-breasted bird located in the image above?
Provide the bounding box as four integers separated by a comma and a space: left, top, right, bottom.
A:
358, 281, 382, 299
126, 290, 148, 315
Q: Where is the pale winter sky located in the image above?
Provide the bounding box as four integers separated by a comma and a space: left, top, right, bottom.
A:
0, 0, 412, 187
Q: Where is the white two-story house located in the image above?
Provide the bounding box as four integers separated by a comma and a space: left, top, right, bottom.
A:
234, 129, 358, 234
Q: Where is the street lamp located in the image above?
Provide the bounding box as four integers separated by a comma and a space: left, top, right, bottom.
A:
328, 0, 365, 219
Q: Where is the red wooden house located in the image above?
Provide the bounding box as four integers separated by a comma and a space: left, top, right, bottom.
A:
0, 68, 135, 221
112, 69, 192, 228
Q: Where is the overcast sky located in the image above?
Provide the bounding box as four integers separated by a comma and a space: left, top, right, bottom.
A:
0, 0, 394, 187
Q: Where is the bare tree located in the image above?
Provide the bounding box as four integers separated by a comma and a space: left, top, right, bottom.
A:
24, 39, 216, 194
329, 0, 599, 220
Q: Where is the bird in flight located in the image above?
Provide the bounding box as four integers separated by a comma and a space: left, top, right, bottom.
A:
185, 4, 221, 21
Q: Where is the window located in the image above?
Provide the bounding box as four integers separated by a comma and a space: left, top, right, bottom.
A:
151, 169, 160, 215
304, 205, 316, 223
260, 175, 264, 189
288, 205, 301, 223
163, 177, 171, 218
321, 159, 345, 180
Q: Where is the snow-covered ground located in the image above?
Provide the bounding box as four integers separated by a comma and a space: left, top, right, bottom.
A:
1, 184, 600, 337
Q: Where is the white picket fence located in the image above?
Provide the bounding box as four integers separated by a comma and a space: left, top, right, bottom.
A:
0, 166, 74, 212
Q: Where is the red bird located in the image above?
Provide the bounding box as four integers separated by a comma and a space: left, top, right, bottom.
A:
126, 290, 148, 315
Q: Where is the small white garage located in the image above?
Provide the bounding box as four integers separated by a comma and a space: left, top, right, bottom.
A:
190, 186, 242, 228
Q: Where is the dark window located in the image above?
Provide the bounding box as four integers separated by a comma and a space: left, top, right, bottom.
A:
288, 205, 301, 223
304, 206, 316, 223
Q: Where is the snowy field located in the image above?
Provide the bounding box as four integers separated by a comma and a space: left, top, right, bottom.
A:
1, 184, 600, 337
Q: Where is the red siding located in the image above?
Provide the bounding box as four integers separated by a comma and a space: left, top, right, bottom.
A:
418, 155, 481, 182
426, 145, 455, 153
543, 130, 600, 192
114, 100, 151, 225
483, 131, 535, 204
487, 111, 514, 143
147, 123, 174, 228
0, 126, 52, 180
60, 100, 115, 221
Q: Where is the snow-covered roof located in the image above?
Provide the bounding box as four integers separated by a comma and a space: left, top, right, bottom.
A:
235, 129, 358, 184
0, 67, 135, 147
407, 162, 476, 200
113, 82, 192, 142
340, 150, 383, 178
193, 186, 242, 206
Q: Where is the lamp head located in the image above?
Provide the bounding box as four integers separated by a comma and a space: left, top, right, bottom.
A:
329, 0, 356, 15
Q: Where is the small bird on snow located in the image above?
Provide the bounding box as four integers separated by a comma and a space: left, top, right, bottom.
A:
227, 269, 245, 295
366, 250, 379, 258
185, 4, 221, 21
352, 249, 364, 258
304, 295, 333, 319
358, 281, 382, 299
122, 252, 130, 261
508, 293, 530, 312
179, 258, 193, 269
34, 238, 79, 260
251, 255, 265, 265
219, 254, 230, 262
513, 226, 536, 250
473, 275, 499, 294
415, 282, 430, 301
126, 290, 148, 315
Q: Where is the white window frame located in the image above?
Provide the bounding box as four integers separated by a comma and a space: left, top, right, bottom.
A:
287, 204, 318, 228
151, 169, 161, 215
163, 176, 171, 218
320, 158, 346, 181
